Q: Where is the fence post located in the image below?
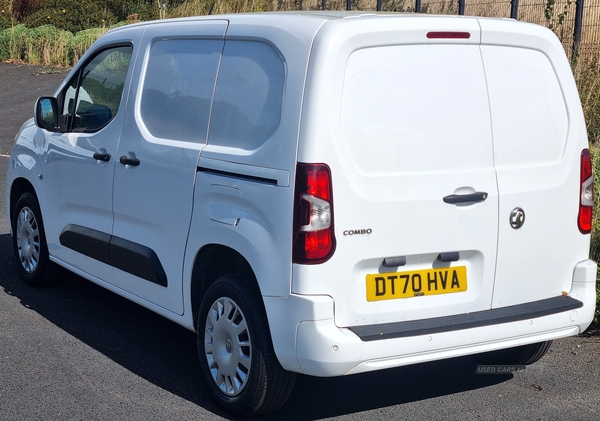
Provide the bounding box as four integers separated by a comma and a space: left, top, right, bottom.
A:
458, 0, 465, 15
416, 0, 421, 12
510, 0, 519, 19
377, 0, 382, 11
347, 0, 352, 10
322, 0, 326, 10
572, 0, 584, 61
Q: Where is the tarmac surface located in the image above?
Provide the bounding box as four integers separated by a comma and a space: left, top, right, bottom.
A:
0, 61, 599, 420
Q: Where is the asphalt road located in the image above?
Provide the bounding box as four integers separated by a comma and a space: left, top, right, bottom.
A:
0, 62, 599, 421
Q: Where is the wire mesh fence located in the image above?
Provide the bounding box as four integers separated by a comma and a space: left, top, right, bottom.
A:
463, 0, 511, 17
581, 0, 600, 58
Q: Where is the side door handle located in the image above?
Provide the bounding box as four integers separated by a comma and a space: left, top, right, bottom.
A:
93, 151, 111, 162
119, 156, 140, 167
443, 192, 488, 204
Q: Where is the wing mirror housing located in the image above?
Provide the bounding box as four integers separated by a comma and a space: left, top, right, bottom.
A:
35, 97, 59, 131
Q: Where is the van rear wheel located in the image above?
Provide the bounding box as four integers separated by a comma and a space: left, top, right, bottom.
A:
197, 274, 296, 416
476, 341, 552, 366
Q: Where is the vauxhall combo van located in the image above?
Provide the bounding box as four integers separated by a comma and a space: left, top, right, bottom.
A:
6, 12, 597, 416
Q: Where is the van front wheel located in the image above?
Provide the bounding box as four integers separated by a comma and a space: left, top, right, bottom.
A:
197, 275, 296, 416
12, 192, 61, 286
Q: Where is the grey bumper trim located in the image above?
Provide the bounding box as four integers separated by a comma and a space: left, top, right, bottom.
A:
348, 295, 583, 342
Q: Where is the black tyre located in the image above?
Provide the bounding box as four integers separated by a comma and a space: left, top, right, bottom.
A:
12, 192, 61, 286
476, 341, 553, 366
197, 274, 296, 416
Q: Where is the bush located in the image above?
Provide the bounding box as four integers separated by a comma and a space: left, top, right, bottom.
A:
24, 24, 72, 65
0, 23, 27, 60
0, 15, 11, 30
574, 59, 600, 323
0, 22, 120, 65
589, 145, 600, 320
575, 59, 600, 146
0, 5, 11, 29
12, 0, 43, 21
68, 27, 107, 65
23, 0, 117, 33
104, 0, 161, 22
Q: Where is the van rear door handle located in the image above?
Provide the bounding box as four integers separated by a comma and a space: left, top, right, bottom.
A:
119, 156, 140, 166
443, 192, 488, 204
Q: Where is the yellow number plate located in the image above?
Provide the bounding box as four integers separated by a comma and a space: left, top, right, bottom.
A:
366, 266, 467, 302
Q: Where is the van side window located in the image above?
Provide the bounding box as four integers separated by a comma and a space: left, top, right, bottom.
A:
64, 45, 132, 132
140, 39, 222, 143
208, 41, 285, 150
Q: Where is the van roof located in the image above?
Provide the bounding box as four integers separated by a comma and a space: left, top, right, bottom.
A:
100, 12, 546, 55
106, 11, 503, 33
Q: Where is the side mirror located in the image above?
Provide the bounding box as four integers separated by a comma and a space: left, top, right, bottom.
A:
35, 97, 59, 131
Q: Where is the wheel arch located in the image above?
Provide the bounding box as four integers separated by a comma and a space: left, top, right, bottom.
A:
9, 177, 37, 228
190, 244, 260, 329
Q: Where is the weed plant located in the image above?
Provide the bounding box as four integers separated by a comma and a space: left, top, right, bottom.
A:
575, 58, 600, 321
0, 22, 25, 60
68, 27, 108, 64
24, 24, 71, 65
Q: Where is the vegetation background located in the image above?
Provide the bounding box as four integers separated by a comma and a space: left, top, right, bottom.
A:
0, 0, 599, 323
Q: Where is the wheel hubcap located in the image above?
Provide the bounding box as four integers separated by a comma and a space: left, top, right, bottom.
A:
204, 296, 252, 396
16, 206, 40, 274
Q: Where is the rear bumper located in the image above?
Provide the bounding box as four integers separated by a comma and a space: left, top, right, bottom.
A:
265, 259, 597, 377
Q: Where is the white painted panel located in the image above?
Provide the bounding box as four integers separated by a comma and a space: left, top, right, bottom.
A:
297, 38, 499, 327
481, 46, 568, 167
341, 44, 492, 176
482, 45, 586, 308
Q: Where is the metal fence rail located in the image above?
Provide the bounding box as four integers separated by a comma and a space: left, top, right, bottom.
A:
295, 0, 600, 61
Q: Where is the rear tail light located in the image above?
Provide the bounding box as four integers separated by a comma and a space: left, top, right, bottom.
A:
578, 149, 594, 234
293, 163, 336, 264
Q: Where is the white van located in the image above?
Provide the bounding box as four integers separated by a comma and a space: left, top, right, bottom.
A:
5, 12, 597, 416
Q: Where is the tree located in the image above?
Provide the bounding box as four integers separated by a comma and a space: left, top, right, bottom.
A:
13, 0, 42, 22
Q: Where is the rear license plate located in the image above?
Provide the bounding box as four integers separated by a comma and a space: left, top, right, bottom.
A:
366, 266, 467, 302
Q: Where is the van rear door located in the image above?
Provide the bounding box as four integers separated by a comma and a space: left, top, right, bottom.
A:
294, 17, 500, 328
479, 20, 590, 308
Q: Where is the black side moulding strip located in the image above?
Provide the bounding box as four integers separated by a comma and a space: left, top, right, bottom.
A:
197, 166, 278, 186
60, 224, 111, 264
59, 224, 168, 287
109, 236, 168, 287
